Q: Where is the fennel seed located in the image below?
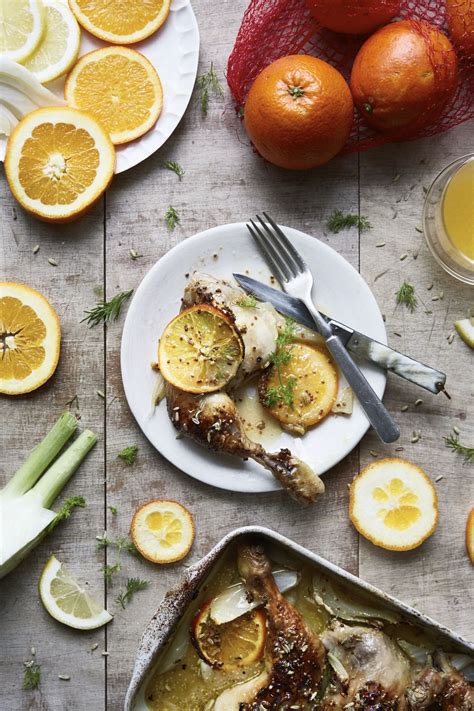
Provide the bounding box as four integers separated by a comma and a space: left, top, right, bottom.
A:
453, 425, 460, 435
427, 283, 434, 290
401, 405, 409, 412
395, 446, 405, 451
90, 643, 98, 652
31, 648, 36, 657
376, 242, 386, 247
415, 226, 423, 233
432, 296, 439, 302
48, 257, 58, 266
58, 675, 70, 681
435, 476, 444, 482
439, 291, 444, 299
33, 245, 40, 254
447, 333, 455, 344
415, 399, 423, 406
369, 450, 378, 457
399, 253, 408, 261
97, 390, 105, 399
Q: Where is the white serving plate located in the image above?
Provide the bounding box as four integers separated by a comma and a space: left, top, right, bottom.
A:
0, 0, 199, 173
121, 222, 387, 493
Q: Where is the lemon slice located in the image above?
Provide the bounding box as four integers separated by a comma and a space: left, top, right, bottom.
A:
23, 0, 80, 84
158, 304, 244, 394
68, 0, 170, 44
467, 509, 474, 564
0, 0, 45, 62
131, 500, 195, 564
349, 458, 439, 551
455, 317, 474, 349
0, 282, 60, 395
259, 343, 338, 433
192, 601, 266, 671
65, 46, 163, 145
39, 555, 113, 629
5, 106, 115, 222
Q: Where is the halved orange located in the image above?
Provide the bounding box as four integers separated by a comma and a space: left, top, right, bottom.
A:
158, 304, 244, 394
5, 107, 115, 222
0, 282, 60, 395
65, 47, 163, 145
467, 508, 474, 564
131, 500, 195, 564
191, 601, 266, 671
349, 458, 439, 551
68, 0, 171, 44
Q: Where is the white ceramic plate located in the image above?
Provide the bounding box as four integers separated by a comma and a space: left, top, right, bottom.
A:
0, 0, 199, 173
121, 223, 387, 493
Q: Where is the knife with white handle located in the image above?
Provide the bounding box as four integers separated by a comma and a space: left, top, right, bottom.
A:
234, 273, 446, 395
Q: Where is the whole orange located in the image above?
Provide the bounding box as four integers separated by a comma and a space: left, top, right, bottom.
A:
305, 0, 400, 35
446, 0, 474, 57
244, 55, 353, 170
350, 20, 458, 135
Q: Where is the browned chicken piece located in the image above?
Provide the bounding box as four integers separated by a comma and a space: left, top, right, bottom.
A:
166, 385, 325, 504
231, 541, 326, 709
321, 621, 411, 709
406, 651, 474, 710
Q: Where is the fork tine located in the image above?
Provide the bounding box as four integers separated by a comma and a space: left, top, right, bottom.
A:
256, 214, 299, 279
262, 211, 307, 273
247, 220, 291, 283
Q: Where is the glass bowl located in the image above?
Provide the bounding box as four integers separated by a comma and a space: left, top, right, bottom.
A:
422, 154, 474, 286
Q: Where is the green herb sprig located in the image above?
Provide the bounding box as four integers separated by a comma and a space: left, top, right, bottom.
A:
444, 433, 474, 464
196, 63, 224, 116
23, 661, 41, 690
49, 496, 86, 532
165, 206, 180, 232
97, 535, 137, 581
236, 295, 258, 308
109, 505, 118, 515
327, 210, 372, 234
118, 445, 138, 465
396, 282, 417, 313
82, 290, 133, 328
163, 161, 185, 180
115, 577, 149, 609
265, 318, 297, 408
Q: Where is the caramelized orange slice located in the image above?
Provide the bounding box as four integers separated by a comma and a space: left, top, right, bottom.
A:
131, 500, 195, 564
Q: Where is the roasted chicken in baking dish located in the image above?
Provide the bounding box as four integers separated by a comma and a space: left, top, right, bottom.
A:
157, 272, 351, 504
146, 541, 474, 711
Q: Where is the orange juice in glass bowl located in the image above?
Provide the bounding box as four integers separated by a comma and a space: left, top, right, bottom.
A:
423, 154, 474, 285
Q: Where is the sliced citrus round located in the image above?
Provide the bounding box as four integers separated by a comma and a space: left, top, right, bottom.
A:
349, 458, 439, 551
191, 601, 266, 671
0, 282, 60, 395
455, 318, 474, 349
259, 343, 338, 433
131, 500, 195, 564
65, 46, 163, 145
0, 0, 45, 63
23, 0, 81, 84
68, 0, 170, 44
158, 304, 244, 394
5, 106, 115, 222
467, 508, 474, 564
39, 555, 113, 630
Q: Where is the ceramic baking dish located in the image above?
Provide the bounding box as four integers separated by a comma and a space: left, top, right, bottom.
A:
124, 525, 473, 710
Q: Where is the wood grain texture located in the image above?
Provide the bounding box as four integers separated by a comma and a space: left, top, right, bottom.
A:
0, 0, 472, 709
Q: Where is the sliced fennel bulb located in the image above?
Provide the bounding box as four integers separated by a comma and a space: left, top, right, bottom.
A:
0, 412, 97, 579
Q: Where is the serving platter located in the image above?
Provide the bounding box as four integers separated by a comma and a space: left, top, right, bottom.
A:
121, 222, 387, 494
0, 0, 200, 173
124, 525, 474, 710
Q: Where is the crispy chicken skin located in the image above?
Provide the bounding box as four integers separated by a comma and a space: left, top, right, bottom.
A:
406, 652, 474, 710
165, 386, 324, 504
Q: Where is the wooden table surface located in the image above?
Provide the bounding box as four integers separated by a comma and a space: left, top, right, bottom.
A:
1, 1, 473, 709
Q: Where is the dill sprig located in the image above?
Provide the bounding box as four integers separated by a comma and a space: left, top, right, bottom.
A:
327, 210, 372, 234
65, 394, 79, 410
444, 433, 474, 464
165, 206, 180, 232
96, 535, 136, 555
102, 562, 121, 583
196, 62, 224, 116
163, 161, 185, 180
82, 290, 133, 328
115, 577, 149, 609
264, 318, 297, 408
236, 295, 258, 308
396, 281, 417, 313
118, 445, 138, 465
109, 505, 118, 515
23, 661, 41, 690
49, 496, 86, 532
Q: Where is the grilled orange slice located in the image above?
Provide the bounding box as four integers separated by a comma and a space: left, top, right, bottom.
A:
158, 304, 244, 394
192, 601, 266, 671
68, 0, 171, 44
0, 282, 60, 395
65, 47, 163, 145
349, 458, 439, 551
131, 500, 195, 564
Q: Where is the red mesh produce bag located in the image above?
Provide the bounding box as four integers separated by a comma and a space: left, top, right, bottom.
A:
227, 0, 474, 154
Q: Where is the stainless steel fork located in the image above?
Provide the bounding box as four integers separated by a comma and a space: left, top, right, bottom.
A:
247, 212, 400, 444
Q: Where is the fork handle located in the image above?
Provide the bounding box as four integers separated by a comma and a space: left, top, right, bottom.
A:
303, 300, 400, 444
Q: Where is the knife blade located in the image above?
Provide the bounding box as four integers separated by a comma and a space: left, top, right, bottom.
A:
234, 273, 446, 395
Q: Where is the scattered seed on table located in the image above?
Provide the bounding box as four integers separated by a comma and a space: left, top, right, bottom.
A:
395, 446, 405, 452
376, 242, 386, 248
97, 390, 105, 399
411, 433, 421, 443
439, 291, 444, 299
33, 245, 40, 254
427, 283, 433, 290
58, 675, 70, 681
401, 405, 409, 412
447, 333, 455, 344
369, 450, 378, 457
453, 425, 460, 435
374, 269, 389, 282
90, 643, 98, 652
415, 399, 423, 406
415, 226, 423, 233
393, 174, 401, 182
31, 647, 36, 656
435, 476, 444, 482
393, 332, 402, 337
400, 253, 408, 261
130, 249, 141, 260
432, 296, 439, 302
48, 257, 58, 266
102, 652, 109, 657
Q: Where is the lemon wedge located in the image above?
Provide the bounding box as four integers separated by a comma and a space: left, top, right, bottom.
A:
39, 555, 113, 629
23, 0, 80, 84
349, 458, 439, 551
131, 500, 195, 564
455, 317, 474, 349
0, 0, 45, 63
